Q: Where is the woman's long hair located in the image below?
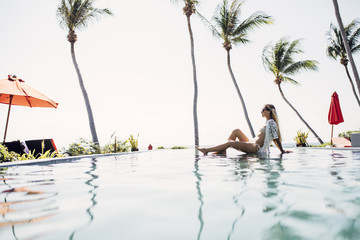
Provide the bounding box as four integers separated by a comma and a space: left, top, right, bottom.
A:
265, 104, 282, 142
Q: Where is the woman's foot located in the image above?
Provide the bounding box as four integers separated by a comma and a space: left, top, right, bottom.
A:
196, 147, 208, 155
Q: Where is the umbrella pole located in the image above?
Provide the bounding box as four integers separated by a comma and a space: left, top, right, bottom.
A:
3, 95, 13, 143
330, 124, 334, 146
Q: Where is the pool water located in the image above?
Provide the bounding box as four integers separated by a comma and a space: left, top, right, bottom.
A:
1, 148, 360, 240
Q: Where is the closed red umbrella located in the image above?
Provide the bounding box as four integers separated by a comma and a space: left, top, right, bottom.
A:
328, 91, 344, 145
0, 75, 58, 143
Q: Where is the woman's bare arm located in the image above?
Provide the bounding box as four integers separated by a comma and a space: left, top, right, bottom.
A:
273, 139, 291, 154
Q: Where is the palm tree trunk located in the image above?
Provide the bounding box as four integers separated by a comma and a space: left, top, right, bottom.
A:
70, 42, 99, 145
226, 50, 255, 138
186, 16, 199, 147
278, 84, 324, 144
332, 0, 360, 96
344, 64, 360, 107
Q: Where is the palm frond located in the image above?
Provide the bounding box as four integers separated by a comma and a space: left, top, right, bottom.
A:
212, 0, 232, 42
327, 19, 360, 60
283, 60, 319, 75
231, 33, 249, 45
56, 0, 70, 29
262, 38, 318, 86
349, 19, 360, 50
261, 45, 277, 76
281, 39, 303, 71
197, 11, 221, 39
187, 0, 200, 6
273, 38, 289, 73
233, 12, 273, 37
170, 0, 198, 4
282, 76, 300, 85
56, 0, 112, 32
352, 44, 360, 54
327, 45, 341, 60
229, 0, 242, 28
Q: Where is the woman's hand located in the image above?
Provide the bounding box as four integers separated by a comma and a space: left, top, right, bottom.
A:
274, 139, 292, 154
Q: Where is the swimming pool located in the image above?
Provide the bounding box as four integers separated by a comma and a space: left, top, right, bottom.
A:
1, 148, 360, 239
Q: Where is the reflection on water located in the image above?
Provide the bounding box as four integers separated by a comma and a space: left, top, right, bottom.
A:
263, 222, 303, 240
0, 167, 58, 239
0, 158, 99, 240
230, 154, 286, 239
193, 150, 360, 239
193, 156, 204, 240
69, 158, 98, 239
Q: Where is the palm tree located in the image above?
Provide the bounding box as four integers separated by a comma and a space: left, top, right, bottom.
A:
332, 0, 360, 97
327, 20, 360, 107
262, 38, 324, 144
171, 0, 200, 147
57, 0, 112, 145
204, 0, 273, 138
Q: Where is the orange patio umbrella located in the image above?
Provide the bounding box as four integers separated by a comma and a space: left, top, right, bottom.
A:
0, 75, 58, 143
328, 91, 344, 145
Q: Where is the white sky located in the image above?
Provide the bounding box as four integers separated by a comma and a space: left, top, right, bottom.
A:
0, 0, 359, 149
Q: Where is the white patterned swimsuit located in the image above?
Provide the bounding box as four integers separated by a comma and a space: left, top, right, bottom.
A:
258, 119, 279, 154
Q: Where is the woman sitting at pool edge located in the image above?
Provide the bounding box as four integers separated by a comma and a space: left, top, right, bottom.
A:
196, 104, 291, 155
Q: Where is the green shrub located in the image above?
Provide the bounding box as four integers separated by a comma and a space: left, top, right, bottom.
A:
66, 138, 100, 156
102, 140, 129, 153
171, 146, 187, 149
0, 144, 18, 163
157, 146, 165, 150
338, 129, 360, 141
308, 142, 332, 147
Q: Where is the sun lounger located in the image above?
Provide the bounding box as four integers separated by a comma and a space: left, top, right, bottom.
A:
332, 137, 352, 148
3, 140, 28, 154
351, 133, 360, 147
24, 139, 57, 156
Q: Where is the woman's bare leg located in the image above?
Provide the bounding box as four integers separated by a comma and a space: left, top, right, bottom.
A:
228, 129, 249, 142
197, 141, 258, 155
197, 142, 231, 155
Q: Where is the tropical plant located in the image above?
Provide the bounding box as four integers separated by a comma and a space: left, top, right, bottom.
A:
66, 138, 101, 156
0, 143, 63, 162
102, 133, 129, 153
327, 20, 360, 107
202, 0, 273, 138
127, 134, 139, 151
56, 0, 113, 145
294, 130, 309, 146
171, 0, 200, 147
102, 141, 129, 153
0, 144, 18, 163
262, 38, 324, 144
332, 0, 360, 97
17, 149, 63, 160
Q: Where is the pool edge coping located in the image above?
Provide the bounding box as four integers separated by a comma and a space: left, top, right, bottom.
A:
1, 147, 359, 168
0, 151, 148, 168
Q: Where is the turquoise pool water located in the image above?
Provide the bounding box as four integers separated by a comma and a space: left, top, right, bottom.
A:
0, 148, 360, 240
